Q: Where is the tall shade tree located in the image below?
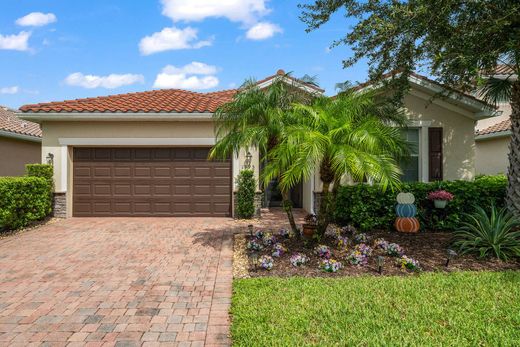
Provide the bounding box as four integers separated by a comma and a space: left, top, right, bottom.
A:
209, 75, 317, 232
263, 90, 409, 235
300, 0, 520, 215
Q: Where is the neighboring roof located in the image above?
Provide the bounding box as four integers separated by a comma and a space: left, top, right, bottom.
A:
0, 106, 42, 138
19, 69, 323, 115
352, 71, 493, 109
476, 118, 511, 138
20, 89, 238, 114
256, 69, 325, 93
482, 64, 517, 77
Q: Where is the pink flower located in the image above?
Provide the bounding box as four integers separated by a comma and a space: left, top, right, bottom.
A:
427, 190, 454, 201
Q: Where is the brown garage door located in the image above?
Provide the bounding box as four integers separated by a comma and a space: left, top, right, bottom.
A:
73, 147, 231, 217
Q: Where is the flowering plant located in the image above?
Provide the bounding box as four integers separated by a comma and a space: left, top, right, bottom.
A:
278, 228, 292, 238
247, 239, 263, 251
320, 259, 343, 273
254, 230, 265, 239
397, 256, 421, 271
373, 238, 389, 250
346, 244, 372, 265
427, 190, 454, 201
262, 232, 276, 246
385, 243, 405, 257
290, 253, 309, 267
353, 232, 370, 244
259, 255, 274, 270
341, 225, 357, 234
336, 236, 349, 249
271, 243, 287, 257
304, 213, 318, 225
314, 245, 332, 259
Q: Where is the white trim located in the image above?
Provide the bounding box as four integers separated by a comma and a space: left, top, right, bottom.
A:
257, 76, 324, 95
408, 120, 432, 127
232, 152, 240, 191
475, 130, 512, 141
58, 137, 216, 146
60, 145, 67, 193
0, 130, 42, 142
18, 112, 213, 123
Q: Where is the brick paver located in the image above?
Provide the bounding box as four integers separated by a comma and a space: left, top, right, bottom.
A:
0, 217, 234, 346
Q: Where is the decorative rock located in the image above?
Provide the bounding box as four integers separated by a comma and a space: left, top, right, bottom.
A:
395, 203, 417, 218
395, 217, 420, 233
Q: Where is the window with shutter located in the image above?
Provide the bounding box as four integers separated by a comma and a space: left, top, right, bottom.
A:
428, 127, 443, 181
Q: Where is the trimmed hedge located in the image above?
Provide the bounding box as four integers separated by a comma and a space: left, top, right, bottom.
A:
334, 175, 507, 231
236, 169, 256, 219
0, 164, 54, 231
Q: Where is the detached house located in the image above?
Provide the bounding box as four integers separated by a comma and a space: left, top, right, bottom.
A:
0, 106, 41, 176
19, 70, 494, 218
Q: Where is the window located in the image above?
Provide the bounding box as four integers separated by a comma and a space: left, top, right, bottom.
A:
400, 128, 420, 182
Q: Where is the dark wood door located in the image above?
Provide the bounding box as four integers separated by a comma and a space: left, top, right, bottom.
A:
73, 147, 231, 217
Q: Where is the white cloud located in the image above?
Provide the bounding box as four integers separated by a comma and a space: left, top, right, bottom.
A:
139, 26, 212, 55
246, 22, 282, 40
161, 0, 269, 25
0, 31, 31, 51
16, 12, 57, 27
64, 72, 144, 89
0, 86, 19, 94
153, 62, 219, 90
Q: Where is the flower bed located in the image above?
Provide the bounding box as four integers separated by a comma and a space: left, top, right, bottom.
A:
236, 224, 520, 278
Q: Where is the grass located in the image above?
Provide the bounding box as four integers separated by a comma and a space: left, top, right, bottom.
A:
231, 271, 520, 346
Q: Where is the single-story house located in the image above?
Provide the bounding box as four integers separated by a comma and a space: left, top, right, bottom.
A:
0, 106, 42, 176
19, 70, 495, 218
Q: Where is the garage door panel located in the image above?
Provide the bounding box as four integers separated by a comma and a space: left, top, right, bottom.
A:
73, 147, 231, 217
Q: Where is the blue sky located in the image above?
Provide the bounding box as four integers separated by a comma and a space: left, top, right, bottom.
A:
0, 0, 368, 109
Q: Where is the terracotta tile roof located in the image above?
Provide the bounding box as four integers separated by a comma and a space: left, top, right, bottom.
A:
476, 118, 511, 136
482, 65, 517, 76
0, 106, 42, 138
20, 88, 238, 114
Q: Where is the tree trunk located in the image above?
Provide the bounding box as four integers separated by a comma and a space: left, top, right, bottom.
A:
506, 81, 520, 216
316, 157, 335, 236
316, 181, 332, 236
281, 190, 298, 234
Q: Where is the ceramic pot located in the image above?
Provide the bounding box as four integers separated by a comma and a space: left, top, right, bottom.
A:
302, 224, 317, 238
395, 217, 420, 233
434, 200, 448, 209
395, 203, 417, 218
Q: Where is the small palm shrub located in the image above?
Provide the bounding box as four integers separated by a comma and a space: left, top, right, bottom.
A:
452, 206, 520, 260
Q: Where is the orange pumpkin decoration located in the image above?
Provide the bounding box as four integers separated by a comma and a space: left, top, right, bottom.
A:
395, 217, 420, 233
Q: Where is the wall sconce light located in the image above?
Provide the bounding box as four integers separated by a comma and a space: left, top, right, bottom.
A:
46, 153, 54, 166
244, 151, 252, 169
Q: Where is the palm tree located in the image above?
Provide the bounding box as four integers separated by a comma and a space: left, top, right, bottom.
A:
477, 62, 520, 216
209, 74, 318, 232
263, 89, 410, 235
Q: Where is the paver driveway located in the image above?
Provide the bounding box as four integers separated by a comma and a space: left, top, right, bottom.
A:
0, 218, 233, 347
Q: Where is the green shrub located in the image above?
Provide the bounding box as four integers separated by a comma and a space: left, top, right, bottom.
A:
452, 205, 520, 260
26, 164, 53, 181
0, 176, 52, 230
236, 169, 256, 219
334, 175, 507, 231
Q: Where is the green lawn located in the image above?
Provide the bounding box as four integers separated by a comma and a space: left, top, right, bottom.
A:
231, 272, 520, 346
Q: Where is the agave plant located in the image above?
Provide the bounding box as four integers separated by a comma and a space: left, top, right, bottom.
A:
453, 205, 520, 260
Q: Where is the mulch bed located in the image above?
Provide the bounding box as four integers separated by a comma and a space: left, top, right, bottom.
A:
234, 227, 520, 278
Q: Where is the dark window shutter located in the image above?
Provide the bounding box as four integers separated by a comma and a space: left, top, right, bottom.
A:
428, 127, 443, 181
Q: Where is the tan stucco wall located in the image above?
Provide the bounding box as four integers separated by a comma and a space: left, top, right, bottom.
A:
404, 93, 477, 181
475, 136, 510, 175
0, 136, 41, 176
